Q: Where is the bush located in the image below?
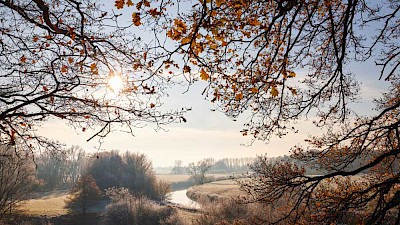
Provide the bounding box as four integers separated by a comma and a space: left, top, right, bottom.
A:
103, 189, 184, 225
65, 175, 102, 216
194, 197, 282, 225
86, 151, 167, 200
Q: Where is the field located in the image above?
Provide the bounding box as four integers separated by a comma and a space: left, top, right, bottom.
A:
14, 177, 238, 224
16, 175, 194, 217
156, 174, 192, 184
186, 180, 245, 202
16, 190, 70, 217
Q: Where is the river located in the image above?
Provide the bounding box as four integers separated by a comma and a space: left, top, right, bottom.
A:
168, 189, 200, 209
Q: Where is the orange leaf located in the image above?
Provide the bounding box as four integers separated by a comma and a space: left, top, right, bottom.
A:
288, 71, 296, 78
250, 87, 258, 94
289, 87, 297, 95
148, 8, 161, 17
61, 65, 68, 73
200, 68, 210, 80
216, 0, 225, 7
271, 86, 279, 97
115, 0, 124, 9
90, 63, 98, 75
183, 65, 191, 73
174, 19, 187, 34
20, 55, 27, 63
126, 0, 134, 7
132, 12, 141, 26
235, 92, 243, 101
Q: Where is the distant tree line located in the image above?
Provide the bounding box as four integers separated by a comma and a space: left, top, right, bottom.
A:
36, 145, 85, 190
171, 157, 254, 175
210, 158, 254, 174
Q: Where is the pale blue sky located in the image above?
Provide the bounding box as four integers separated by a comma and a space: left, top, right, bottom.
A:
38, 1, 392, 167
38, 68, 387, 167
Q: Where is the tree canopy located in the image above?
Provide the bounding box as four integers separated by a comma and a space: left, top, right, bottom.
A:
0, 0, 398, 223
119, 0, 398, 223
127, 0, 398, 140
0, 0, 187, 153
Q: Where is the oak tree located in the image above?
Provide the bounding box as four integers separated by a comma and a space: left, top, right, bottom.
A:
121, 0, 399, 223
0, 0, 187, 154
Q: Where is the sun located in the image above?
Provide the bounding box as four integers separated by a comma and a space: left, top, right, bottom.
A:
107, 75, 124, 93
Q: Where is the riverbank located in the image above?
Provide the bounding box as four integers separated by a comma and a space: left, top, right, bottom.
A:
156, 174, 232, 191
186, 180, 245, 202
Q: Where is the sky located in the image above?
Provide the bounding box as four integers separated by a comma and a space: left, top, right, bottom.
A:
38, 1, 392, 167
38, 69, 387, 167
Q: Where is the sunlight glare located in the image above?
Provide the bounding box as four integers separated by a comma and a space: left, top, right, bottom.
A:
108, 75, 124, 93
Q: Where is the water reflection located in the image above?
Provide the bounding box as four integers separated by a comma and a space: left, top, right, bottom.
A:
168, 189, 200, 209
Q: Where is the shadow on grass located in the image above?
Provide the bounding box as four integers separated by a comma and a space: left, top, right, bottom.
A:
2, 213, 102, 225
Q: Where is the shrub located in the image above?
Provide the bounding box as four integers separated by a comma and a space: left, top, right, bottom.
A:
86, 151, 166, 200
65, 175, 102, 216
102, 190, 184, 225
194, 197, 284, 225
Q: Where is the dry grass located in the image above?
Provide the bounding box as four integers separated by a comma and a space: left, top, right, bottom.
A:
187, 180, 245, 202
16, 190, 70, 217
157, 174, 192, 184
175, 208, 201, 225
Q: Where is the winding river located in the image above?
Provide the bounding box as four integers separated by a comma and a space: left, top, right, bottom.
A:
168, 189, 200, 209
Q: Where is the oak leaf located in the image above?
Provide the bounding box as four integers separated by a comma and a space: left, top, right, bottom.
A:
235, 92, 243, 101
20, 55, 27, 63
115, 0, 124, 9
61, 65, 68, 73
250, 87, 258, 94
183, 65, 191, 73
132, 12, 141, 26
90, 63, 98, 75
126, 0, 134, 7
200, 68, 210, 80
271, 86, 279, 97
216, 0, 225, 7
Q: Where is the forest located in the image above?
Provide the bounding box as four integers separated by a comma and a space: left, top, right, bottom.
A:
0, 0, 399, 224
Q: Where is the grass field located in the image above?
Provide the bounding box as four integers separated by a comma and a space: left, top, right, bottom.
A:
15, 175, 235, 221
16, 190, 70, 217
156, 174, 192, 184
187, 180, 245, 202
